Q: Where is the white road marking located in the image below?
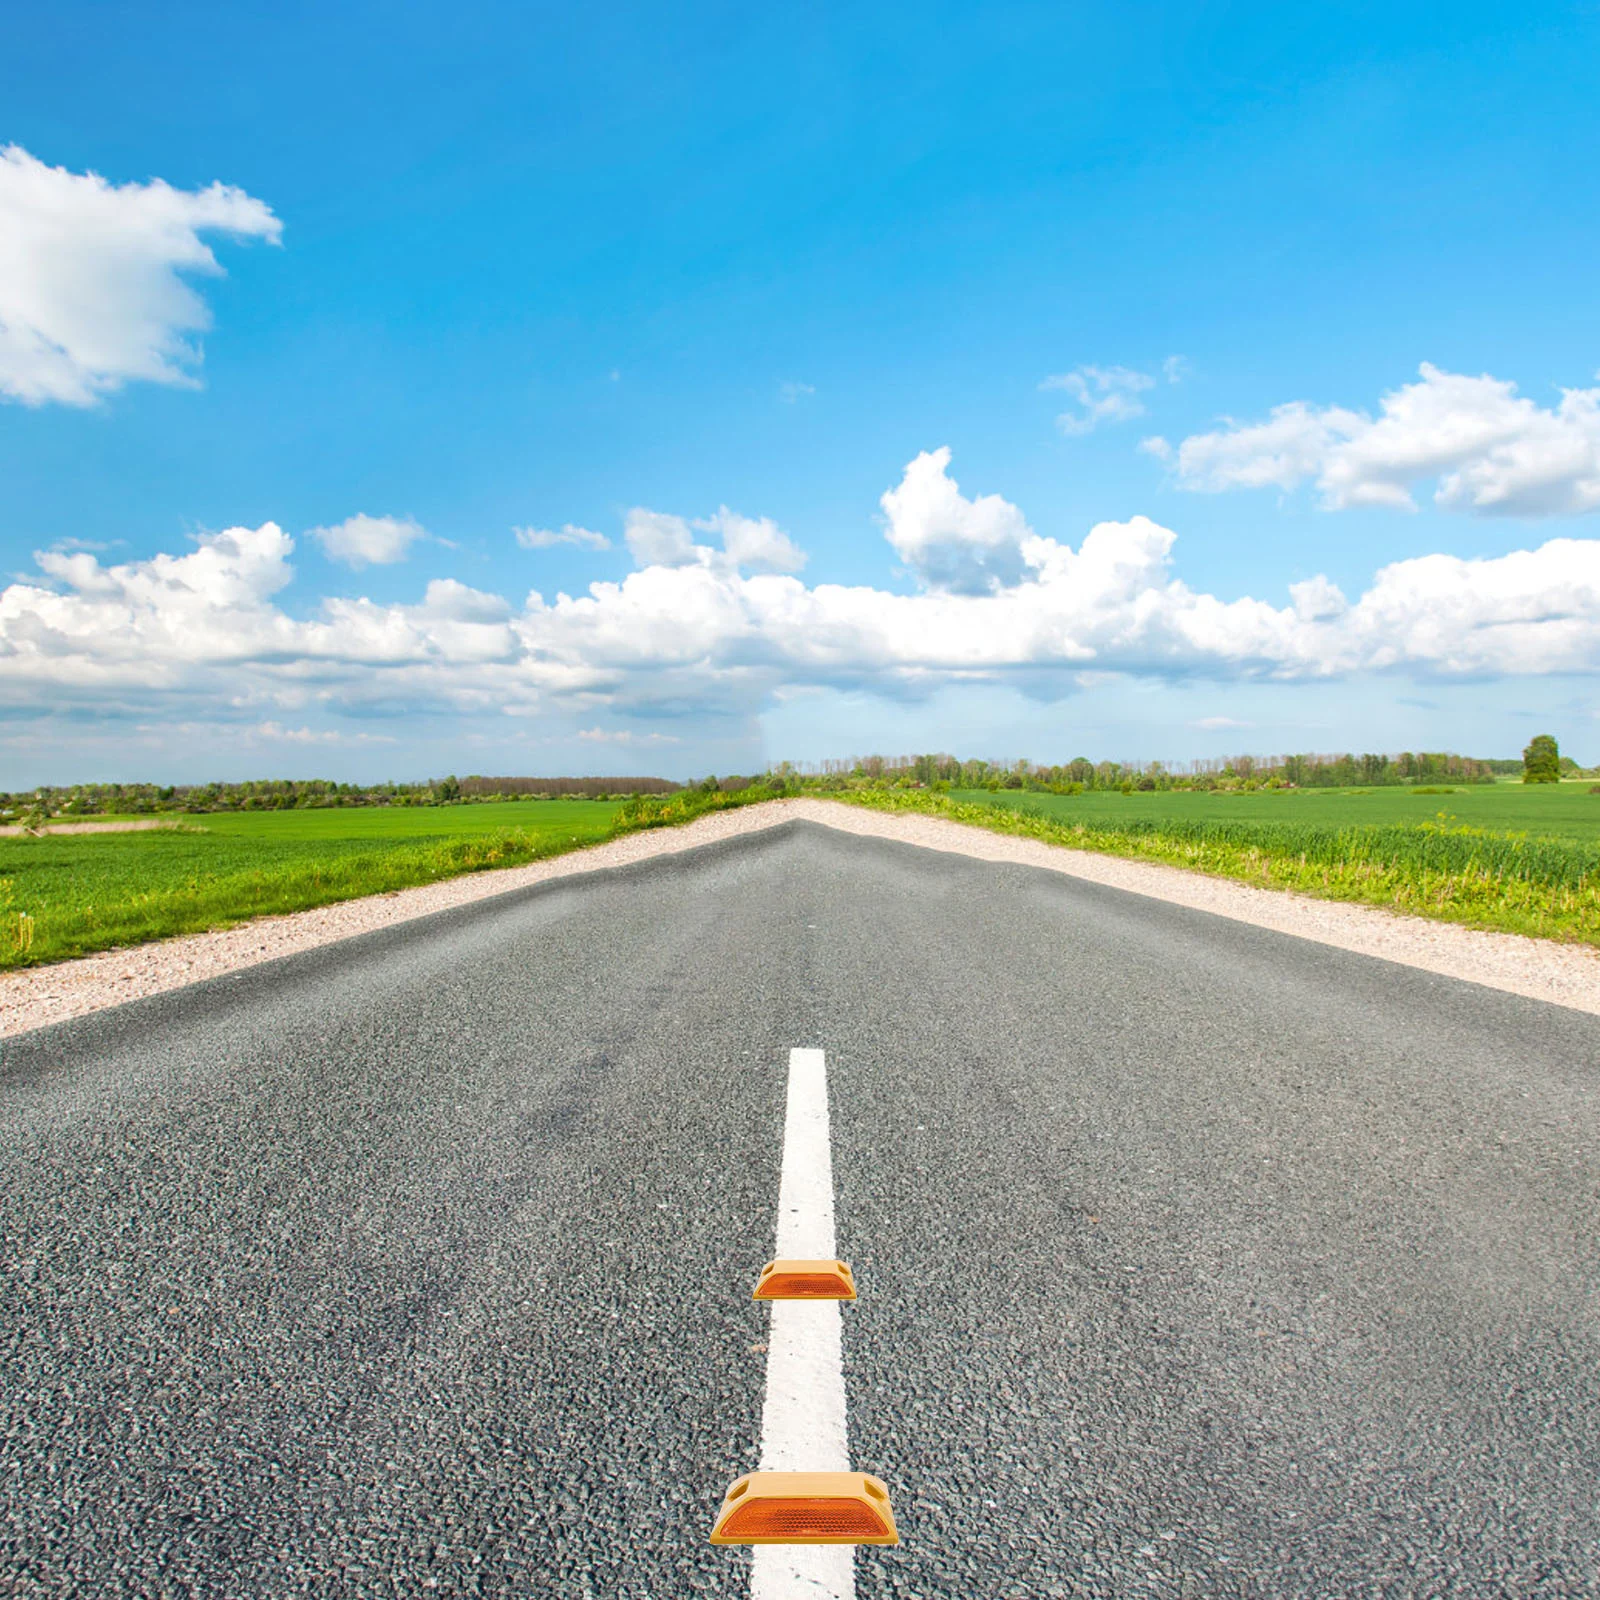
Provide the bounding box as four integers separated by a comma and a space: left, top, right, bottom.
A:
751, 1047, 854, 1600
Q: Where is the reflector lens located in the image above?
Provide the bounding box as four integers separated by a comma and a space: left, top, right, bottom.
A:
710, 1472, 899, 1545
752, 1259, 857, 1300
723, 1498, 887, 1540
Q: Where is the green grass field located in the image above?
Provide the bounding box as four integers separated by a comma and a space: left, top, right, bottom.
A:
0, 800, 625, 970
837, 780, 1600, 946
952, 779, 1600, 841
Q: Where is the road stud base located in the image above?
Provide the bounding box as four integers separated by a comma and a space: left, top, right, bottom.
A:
752, 1259, 857, 1300
710, 1471, 898, 1545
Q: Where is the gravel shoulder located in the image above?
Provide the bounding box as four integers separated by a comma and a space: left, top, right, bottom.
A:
5, 796, 1599, 1039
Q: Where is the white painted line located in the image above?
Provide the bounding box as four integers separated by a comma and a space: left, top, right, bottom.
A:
751, 1047, 854, 1600
773, 1047, 838, 1262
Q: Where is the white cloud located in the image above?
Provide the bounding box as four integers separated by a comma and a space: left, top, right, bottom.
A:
696, 508, 807, 573
1168, 363, 1600, 516
254, 721, 396, 745
1192, 716, 1253, 730
576, 727, 681, 745
7, 454, 1600, 743
308, 513, 428, 568
515, 523, 611, 551
624, 509, 699, 568
779, 380, 816, 403
1163, 355, 1189, 384
621, 506, 807, 574
0, 144, 281, 406
1289, 574, 1348, 622
47, 536, 120, 554
417, 577, 512, 624
880, 446, 1034, 594
1041, 364, 1157, 435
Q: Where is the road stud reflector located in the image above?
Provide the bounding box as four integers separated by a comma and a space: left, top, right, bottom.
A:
709, 1471, 898, 1545
752, 1259, 857, 1300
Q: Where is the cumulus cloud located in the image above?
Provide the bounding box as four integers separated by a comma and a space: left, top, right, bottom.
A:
515, 523, 611, 551
308, 514, 428, 568
1289, 574, 1348, 622
0, 144, 281, 406
6, 454, 1600, 740
622, 506, 807, 573
624, 509, 699, 568
697, 508, 807, 573
1166, 363, 1600, 516
880, 447, 1035, 594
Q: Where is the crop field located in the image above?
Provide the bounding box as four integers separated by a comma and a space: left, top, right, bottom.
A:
0, 800, 625, 971
841, 781, 1600, 946
953, 780, 1600, 841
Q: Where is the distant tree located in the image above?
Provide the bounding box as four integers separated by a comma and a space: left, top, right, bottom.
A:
1522, 734, 1561, 784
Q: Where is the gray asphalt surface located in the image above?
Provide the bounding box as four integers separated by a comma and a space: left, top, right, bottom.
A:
2, 821, 1598, 1598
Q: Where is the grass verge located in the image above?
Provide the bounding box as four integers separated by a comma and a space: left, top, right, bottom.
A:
825, 789, 1600, 947
0, 787, 783, 971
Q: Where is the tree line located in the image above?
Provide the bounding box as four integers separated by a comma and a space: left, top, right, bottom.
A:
777, 749, 1509, 793
3, 736, 1584, 823
0, 773, 683, 820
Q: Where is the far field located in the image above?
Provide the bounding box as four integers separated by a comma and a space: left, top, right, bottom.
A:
0, 800, 625, 971
833, 779, 1600, 946
952, 780, 1600, 840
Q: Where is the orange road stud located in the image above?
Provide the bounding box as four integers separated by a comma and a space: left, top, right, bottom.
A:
709, 1472, 899, 1545
752, 1259, 857, 1300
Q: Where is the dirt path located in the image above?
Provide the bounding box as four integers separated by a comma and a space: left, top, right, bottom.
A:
0, 819, 180, 838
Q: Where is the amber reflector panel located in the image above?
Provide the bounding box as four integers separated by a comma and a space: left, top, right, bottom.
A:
710, 1473, 899, 1546
752, 1259, 857, 1300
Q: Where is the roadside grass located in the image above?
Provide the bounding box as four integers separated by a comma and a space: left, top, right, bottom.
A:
0, 789, 785, 971
830, 788, 1600, 946
0, 800, 623, 970
613, 784, 779, 830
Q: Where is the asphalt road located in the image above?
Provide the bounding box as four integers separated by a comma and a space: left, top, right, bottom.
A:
2, 821, 1598, 1598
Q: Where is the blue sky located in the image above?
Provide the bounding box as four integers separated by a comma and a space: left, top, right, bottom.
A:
3, 1, 1600, 783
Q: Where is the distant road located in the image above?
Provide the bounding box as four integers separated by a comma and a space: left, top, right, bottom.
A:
3, 821, 1597, 1597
